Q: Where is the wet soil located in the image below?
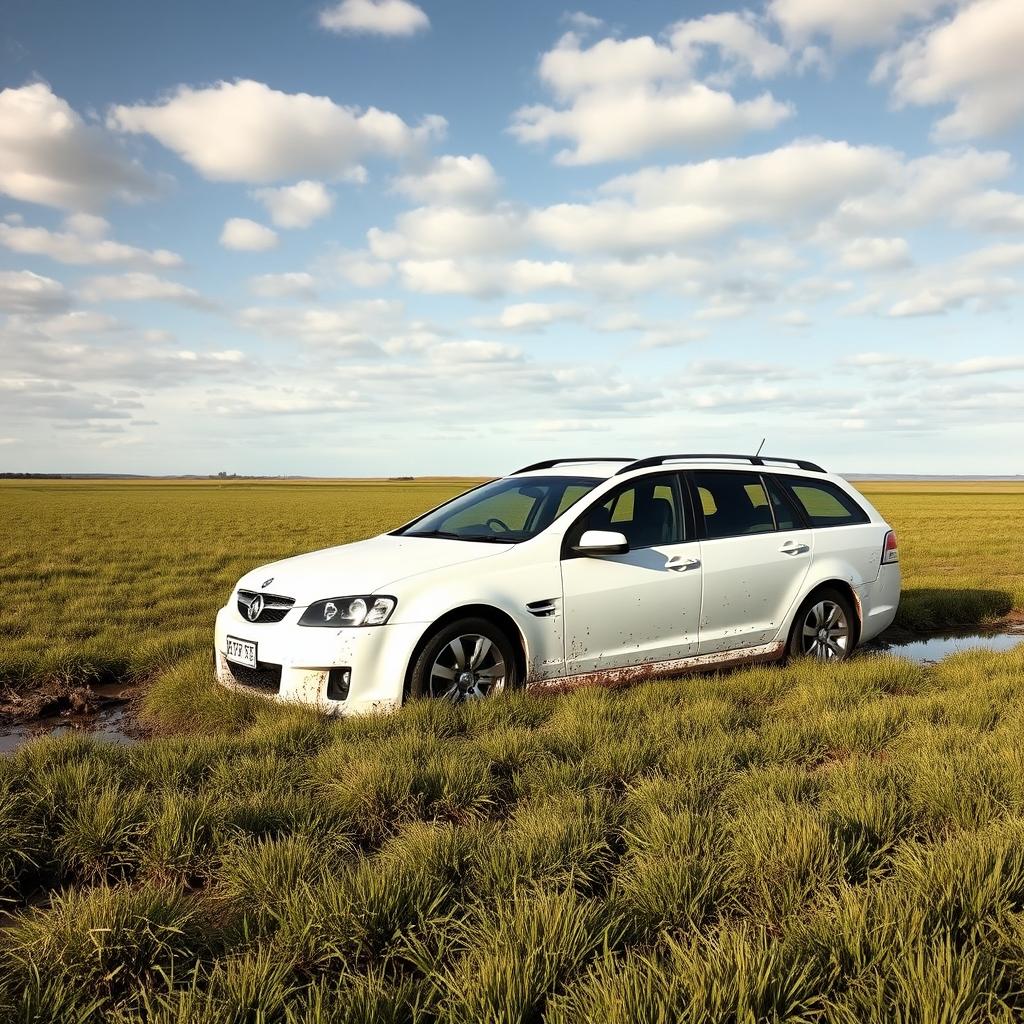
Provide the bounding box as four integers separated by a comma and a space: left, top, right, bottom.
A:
0, 680, 147, 754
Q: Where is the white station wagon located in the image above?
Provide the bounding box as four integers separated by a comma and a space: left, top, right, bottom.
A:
215, 454, 901, 713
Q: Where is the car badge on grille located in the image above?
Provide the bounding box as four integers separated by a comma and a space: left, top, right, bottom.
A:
262, 578, 274, 588
247, 594, 265, 622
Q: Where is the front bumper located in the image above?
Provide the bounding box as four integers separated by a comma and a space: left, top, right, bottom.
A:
214, 604, 427, 714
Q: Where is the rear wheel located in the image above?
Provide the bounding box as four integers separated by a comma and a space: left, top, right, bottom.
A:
788, 588, 856, 661
407, 617, 518, 702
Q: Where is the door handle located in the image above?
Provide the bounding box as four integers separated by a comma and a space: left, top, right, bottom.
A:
779, 542, 809, 555
667, 556, 701, 572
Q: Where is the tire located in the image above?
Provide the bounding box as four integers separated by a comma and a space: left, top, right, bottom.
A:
787, 587, 857, 662
407, 617, 519, 702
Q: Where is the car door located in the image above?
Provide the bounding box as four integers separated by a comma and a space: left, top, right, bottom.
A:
559, 472, 702, 675
689, 470, 814, 655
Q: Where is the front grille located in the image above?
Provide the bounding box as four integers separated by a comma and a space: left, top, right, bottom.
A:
225, 660, 282, 693
237, 590, 295, 624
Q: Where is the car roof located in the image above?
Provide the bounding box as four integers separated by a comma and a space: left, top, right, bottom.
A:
510, 456, 831, 481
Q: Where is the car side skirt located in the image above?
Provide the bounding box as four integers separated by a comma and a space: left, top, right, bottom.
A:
528, 640, 786, 693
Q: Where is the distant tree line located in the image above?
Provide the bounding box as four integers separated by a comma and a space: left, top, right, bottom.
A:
0, 472, 75, 479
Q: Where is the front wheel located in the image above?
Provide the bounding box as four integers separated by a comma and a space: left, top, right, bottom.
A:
788, 588, 856, 661
407, 617, 519, 702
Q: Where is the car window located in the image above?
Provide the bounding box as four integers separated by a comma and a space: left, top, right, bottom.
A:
575, 473, 685, 548
556, 484, 594, 516
784, 478, 869, 527
764, 476, 799, 531
692, 471, 777, 538
401, 475, 600, 543
444, 489, 536, 533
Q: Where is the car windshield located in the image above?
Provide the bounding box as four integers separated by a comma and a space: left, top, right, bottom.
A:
398, 475, 600, 543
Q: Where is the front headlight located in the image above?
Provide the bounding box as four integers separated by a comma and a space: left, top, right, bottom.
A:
298, 595, 397, 627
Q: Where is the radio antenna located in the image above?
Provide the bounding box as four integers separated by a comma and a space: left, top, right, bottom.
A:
754, 437, 766, 457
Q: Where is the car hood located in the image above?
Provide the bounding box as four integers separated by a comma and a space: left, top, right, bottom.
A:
236, 533, 511, 606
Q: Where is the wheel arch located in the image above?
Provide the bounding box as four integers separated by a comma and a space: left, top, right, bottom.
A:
790, 578, 863, 647
403, 603, 530, 698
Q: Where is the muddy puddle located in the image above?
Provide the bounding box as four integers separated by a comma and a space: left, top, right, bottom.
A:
864, 629, 1024, 663
0, 682, 141, 755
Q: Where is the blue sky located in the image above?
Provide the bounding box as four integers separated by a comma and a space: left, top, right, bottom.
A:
1, 0, 1023, 475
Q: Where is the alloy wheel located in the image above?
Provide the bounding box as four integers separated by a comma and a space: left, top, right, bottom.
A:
800, 600, 850, 660
428, 633, 507, 701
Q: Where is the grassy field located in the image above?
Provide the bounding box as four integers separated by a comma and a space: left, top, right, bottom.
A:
2, 478, 1024, 1021
5, 651, 1024, 1020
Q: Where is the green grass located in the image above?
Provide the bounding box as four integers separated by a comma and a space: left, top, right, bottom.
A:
3, 477, 1024, 1020
3, 649, 1024, 1020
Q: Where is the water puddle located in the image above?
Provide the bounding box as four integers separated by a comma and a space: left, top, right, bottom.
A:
865, 630, 1024, 663
0, 683, 140, 755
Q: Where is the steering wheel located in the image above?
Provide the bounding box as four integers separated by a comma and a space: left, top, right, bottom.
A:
485, 517, 511, 533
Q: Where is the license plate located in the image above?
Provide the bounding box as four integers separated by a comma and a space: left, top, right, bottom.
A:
225, 636, 257, 669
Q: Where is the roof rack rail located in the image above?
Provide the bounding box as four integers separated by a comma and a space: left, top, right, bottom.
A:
615, 453, 825, 475
512, 457, 636, 474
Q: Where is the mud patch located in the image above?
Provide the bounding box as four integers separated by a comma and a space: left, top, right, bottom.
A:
0, 680, 144, 753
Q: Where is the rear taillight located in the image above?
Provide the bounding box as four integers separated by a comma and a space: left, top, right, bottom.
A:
881, 530, 899, 565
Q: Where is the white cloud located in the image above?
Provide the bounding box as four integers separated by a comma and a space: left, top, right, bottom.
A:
0, 215, 182, 267
512, 83, 791, 166
576, 254, 707, 294
251, 180, 334, 228
511, 27, 792, 165
770, 0, 948, 47
319, 0, 429, 36
369, 205, 526, 259
79, 272, 215, 309
604, 140, 894, 215
955, 242, 1024, 274
364, 144, 1012, 281
537, 32, 684, 98
635, 326, 709, 350
392, 155, 500, 206
220, 218, 278, 251
248, 272, 318, 299
888, 276, 1019, 317
827, 148, 1012, 232
0, 82, 157, 211
839, 236, 912, 271
474, 302, 584, 332
239, 299, 401, 350
562, 11, 604, 32
397, 258, 575, 296
529, 199, 734, 253
954, 190, 1024, 232
0, 270, 69, 314
670, 12, 790, 79
110, 79, 444, 184
875, 0, 1024, 141
428, 340, 523, 365
332, 249, 395, 288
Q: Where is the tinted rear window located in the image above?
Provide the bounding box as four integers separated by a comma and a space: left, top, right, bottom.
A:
783, 477, 869, 527
692, 471, 776, 539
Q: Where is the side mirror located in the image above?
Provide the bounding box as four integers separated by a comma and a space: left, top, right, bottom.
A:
574, 529, 629, 555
